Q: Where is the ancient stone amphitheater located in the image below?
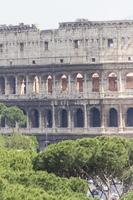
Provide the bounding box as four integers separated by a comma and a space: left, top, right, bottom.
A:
0, 19, 133, 146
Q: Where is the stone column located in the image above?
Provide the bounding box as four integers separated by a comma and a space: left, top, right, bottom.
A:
39, 110, 42, 132
68, 109, 71, 128
84, 103, 88, 129
15, 76, 18, 95
5, 76, 8, 95
101, 73, 105, 96
53, 74, 56, 97
119, 71, 123, 96
119, 104, 123, 132
52, 103, 55, 129
68, 74, 71, 95
26, 110, 29, 130
101, 103, 105, 132
84, 73, 87, 98
26, 75, 29, 95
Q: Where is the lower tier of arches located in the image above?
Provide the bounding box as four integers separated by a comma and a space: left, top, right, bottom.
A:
1, 103, 133, 132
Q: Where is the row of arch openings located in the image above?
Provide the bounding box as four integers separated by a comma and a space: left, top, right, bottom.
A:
1, 107, 133, 128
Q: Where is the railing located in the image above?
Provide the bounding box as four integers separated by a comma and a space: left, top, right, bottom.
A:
0, 91, 133, 100
1, 127, 133, 135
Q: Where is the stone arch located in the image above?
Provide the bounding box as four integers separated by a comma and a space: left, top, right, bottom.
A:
108, 72, 117, 91
1, 117, 5, 127
20, 109, 27, 128
92, 73, 99, 92
90, 107, 101, 127
76, 73, 83, 92
0, 76, 5, 94
18, 76, 26, 95
109, 108, 118, 127
29, 109, 39, 128
126, 72, 133, 89
60, 109, 68, 127
61, 74, 68, 92
33, 76, 40, 94
74, 108, 84, 127
46, 75, 52, 93
127, 108, 133, 126
8, 76, 16, 94
46, 109, 52, 128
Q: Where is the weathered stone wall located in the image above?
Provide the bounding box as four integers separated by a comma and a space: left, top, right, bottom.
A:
0, 20, 133, 65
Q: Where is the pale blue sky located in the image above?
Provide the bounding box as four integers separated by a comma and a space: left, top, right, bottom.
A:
1, 0, 133, 29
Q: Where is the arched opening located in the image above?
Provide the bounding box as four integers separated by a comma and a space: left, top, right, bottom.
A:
30, 109, 39, 128
19, 76, 26, 95
1, 117, 5, 128
8, 76, 16, 94
76, 73, 83, 92
108, 73, 117, 91
20, 110, 27, 128
109, 108, 118, 127
46, 110, 52, 128
46, 75, 52, 93
61, 75, 68, 92
92, 73, 99, 92
33, 76, 39, 94
126, 73, 133, 89
60, 109, 68, 127
0, 77, 5, 94
127, 108, 133, 126
90, 107, 101, 127
74, 108, 84, 127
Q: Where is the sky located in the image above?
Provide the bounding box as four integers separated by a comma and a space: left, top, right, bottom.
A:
1, 0, 133, 29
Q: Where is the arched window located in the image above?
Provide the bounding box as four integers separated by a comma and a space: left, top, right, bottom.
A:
19, 77, 26, 95
108, 73, 117, 91
60, 109, 68, 127
1, 117, 5, 127
76, 73, 83, 92
109, 108, 118, 127
127, 108, 133, 126
74, 108, 84, 127
33, 76, 39, 94
46, 110, 52, 128
126, 73, 133, 89
20, 110, 27, 128
0, 77, 5, 94
90, 107, 101, 127
61, 75, 68, 92
30, 109, 39, 128
8, 76, 16, 94
47, 75, 52, 93
92, 73, 99, 92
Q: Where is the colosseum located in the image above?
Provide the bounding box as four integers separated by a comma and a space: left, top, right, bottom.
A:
0, 19, 133, 146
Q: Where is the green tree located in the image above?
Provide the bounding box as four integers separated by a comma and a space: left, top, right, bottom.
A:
34, 136, 133, 199
3, 106, 26, 133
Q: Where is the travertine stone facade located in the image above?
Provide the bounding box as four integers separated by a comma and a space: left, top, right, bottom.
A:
0, 20, 133, 145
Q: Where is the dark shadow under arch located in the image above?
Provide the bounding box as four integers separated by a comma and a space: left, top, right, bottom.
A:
90, 107, 101, 127
60, 109, 68, 127
127, 108, 133, 126
109, 108, 118, 127
74, 108, 84, 127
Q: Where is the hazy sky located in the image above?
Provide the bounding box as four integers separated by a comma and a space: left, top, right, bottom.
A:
1, 0, 133, 29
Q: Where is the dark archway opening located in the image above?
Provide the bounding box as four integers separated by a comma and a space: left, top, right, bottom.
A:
127, 108, 133, 126
60, 109, 68, 127
1, 117, 5, 127
74, 108, 84, 127
90, 107, 101, 127
8, 76, 16, 94
0, 77, 5, 94
46, 110, 52, 128
109, 108, 118, 127
30, 109, 39, 128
